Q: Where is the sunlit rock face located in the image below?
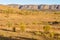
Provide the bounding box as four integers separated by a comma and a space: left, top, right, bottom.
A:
19, 5, 38, 10
19, 5, 60, 10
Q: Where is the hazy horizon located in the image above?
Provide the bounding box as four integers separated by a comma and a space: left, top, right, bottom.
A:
0, 0, 60, 5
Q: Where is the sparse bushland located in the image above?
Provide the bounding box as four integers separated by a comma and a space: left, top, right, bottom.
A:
0, 7, 60, 15
6, 22, 16, 32
0, 6, 60, 40
42, 25, 60, 40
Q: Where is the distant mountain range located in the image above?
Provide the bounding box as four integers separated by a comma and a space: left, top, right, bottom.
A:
0, 4, 60, 10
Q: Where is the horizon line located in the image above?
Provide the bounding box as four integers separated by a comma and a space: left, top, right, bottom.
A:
0, 4, 60, 5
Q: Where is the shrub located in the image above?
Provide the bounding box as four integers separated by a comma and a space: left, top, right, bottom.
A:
12, 27, 16, 32
19, 22, 26, 32
34, 31, 42, 35
49, 32, 54, 38
7, 22, 12, 27
43, 25, 51, 33
32, 21, 37, 25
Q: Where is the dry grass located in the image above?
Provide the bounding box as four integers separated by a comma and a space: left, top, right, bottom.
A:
0, 5, 60, 40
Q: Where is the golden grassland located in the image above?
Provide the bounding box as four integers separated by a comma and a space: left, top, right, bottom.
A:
0, 6, 60, 40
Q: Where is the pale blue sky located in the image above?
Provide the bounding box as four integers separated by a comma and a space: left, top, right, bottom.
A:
0, 0, 60, 5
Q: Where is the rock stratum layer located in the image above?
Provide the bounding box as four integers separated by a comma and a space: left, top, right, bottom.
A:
19, 5, 60, 10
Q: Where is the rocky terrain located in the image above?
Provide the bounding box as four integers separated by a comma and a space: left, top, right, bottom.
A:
19, 5, 60, 10
1, 4, 60, 10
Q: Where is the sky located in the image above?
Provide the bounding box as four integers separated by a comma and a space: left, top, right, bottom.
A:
0, 0, 60, 5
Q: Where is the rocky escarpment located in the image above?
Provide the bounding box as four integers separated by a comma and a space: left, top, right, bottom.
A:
19, 5, 60, 10
3, 4, 60, 10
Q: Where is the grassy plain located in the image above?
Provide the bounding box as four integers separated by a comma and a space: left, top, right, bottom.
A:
0, 6, 60, 40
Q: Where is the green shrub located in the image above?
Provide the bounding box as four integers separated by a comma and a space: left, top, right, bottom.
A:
19, 22, 26, 32
34, 31, 42, 35
43, 25, 51, 33
49, 32, 54, 38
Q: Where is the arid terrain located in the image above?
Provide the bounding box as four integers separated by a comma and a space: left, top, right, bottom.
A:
0, 5, 60, 40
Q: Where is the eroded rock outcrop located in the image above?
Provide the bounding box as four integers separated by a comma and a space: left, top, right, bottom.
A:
19, 5, 60, 10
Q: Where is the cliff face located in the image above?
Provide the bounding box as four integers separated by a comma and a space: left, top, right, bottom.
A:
4, 4, 60, 10
19, 5, 60, 10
